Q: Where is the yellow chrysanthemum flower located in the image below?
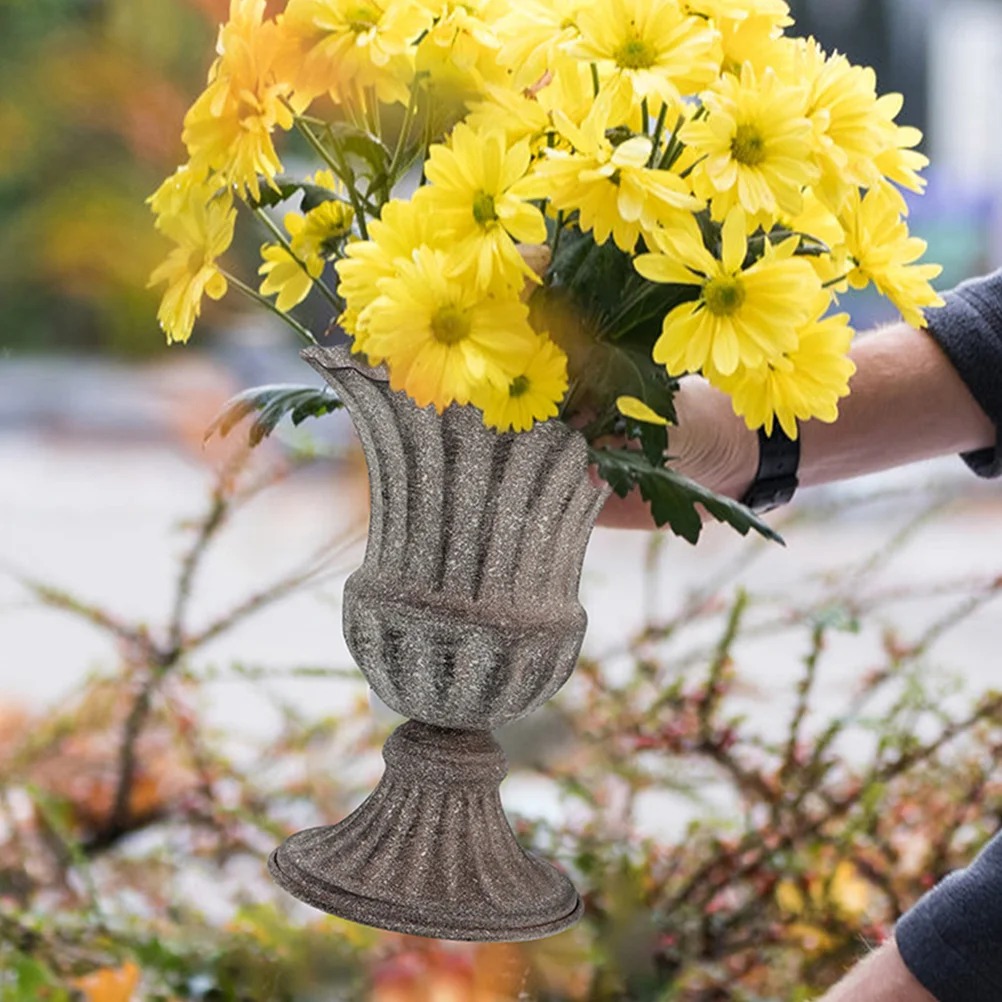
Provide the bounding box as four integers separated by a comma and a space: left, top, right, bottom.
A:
415, 0, 507, 103
149, 164, 219, 222
474, 336, 569, 431
616, 396, 670, 425
840, 186, 943, 329
335, 198, 440, 341
681, 63, 817, 225
292, 200, 355, 259
521, 94, 703, 253
635, 208, 821, 376
362, 246, 539, 412
421, 124, 547, 292
259, 244, 321, 312
685, 0, 790, 20
258, 197, 354, 312
149, 187, 236, 344
780, 190, 850, 286
281, 0, 430, 108
495, 0, 584, 87
788, 41, 889, 212
707, 293, 856, 438
716, 14, 792, 76
872, 94, 930, 205
182, 0, 295, 202
465, 82, 552, 146
571, 0, 721, 109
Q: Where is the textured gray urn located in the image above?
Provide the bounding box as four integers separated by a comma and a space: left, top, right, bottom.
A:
268, 345, 609, 942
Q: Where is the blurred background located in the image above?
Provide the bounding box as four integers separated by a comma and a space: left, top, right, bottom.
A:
3, 1, 1002, 1000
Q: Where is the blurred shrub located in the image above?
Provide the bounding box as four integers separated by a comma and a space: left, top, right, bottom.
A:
0, 0, 227, 356
2, 444, 1002, 1000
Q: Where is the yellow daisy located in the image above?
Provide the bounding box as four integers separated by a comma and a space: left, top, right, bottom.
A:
708, 293, 856, 438
571, 0, 721, 108
634, 208, 821, 376
495, 0, 584, 87
149, 188, 236, 344
415, 0, 507, 104
680, 62, 817, 224
362, 246, 538, 412
259, 244, 321, 312
280, 0, 430, 108
421, 124, 547, 292
872, 93, 930, 204
685, 0, 791, 20
521, 94, 703, 253
182, 0, 295, 202
473, 336, 569, 431
715, 13, 792, 76
840, 186, 943, 329
792, 41, 889, 212
335, 197, 439, 340
258, 197, 354, 312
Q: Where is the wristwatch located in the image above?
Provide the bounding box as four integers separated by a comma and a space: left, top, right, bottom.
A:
740, 424, 800, 513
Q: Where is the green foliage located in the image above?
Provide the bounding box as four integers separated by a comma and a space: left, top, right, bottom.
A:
249, 177, 351, 214
590, 446, 783, 545
4, 954, 69, 1002
205, 384, 344, 446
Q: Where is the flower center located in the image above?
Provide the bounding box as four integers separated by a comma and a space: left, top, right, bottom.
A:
703, 276, 746, 316
472, 191, 498, 226
347, 5, 380, 33
187, 248, 207, 274
614, 36, 657, 70
509, 375, 530, 398
237, 94, 265, 125
431, 305, 471, 345
731, 123, 767, 166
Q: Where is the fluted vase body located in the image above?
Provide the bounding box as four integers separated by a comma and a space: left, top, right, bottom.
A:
268, 345, 609, 942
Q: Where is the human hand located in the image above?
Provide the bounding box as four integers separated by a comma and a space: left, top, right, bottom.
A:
515, 243, 759, 530
597, 376, 759, 529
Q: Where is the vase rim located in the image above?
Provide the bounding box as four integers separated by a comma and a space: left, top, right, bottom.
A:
301, 343, 390, 384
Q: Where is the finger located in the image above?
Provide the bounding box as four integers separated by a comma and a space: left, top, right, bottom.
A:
517, 243, 551, 303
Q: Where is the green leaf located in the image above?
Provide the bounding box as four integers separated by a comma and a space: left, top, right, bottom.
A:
589, 447, 784, 545
326, 122, 393, 201
204, 385, 344, 447
246, 177, 349, 213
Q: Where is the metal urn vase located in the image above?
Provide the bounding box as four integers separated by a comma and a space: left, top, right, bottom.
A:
268, 344, 609, 942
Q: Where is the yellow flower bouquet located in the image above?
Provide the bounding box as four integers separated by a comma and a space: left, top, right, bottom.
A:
151, 0, 942, 542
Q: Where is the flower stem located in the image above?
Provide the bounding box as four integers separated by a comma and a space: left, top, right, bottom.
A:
550, 210, 566, 272
287, 105, 371, 240
387, 78, 422, 194
641, 98, 650, 135
823, 273, 850, 289
590, 62, 601, 98
221, 269, 318, 346
252, 207, 344, 313
648, 103, 669, 168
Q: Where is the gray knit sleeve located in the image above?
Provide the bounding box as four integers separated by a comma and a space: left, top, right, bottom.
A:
895, 830, 1002, 1001
924, 270, 1002, 478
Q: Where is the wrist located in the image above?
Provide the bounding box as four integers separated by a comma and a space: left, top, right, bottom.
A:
672, 377, 758, 500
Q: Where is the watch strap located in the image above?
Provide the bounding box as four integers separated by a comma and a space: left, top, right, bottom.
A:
740, 424, 800, 513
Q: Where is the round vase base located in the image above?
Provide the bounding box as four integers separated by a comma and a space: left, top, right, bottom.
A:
268, 720, 584, 942
268, 840, 584, 942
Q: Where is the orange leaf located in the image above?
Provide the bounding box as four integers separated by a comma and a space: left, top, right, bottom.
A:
71, 962, 141, 1002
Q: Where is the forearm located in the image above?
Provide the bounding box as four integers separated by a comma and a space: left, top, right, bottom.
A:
819, 940, 938, 1002
598, 321, 996, 528
799, 323, 995, 488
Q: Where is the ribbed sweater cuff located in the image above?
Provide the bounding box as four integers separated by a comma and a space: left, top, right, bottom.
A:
895, 832, 1002, 1002
924, 270, 1002, 478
